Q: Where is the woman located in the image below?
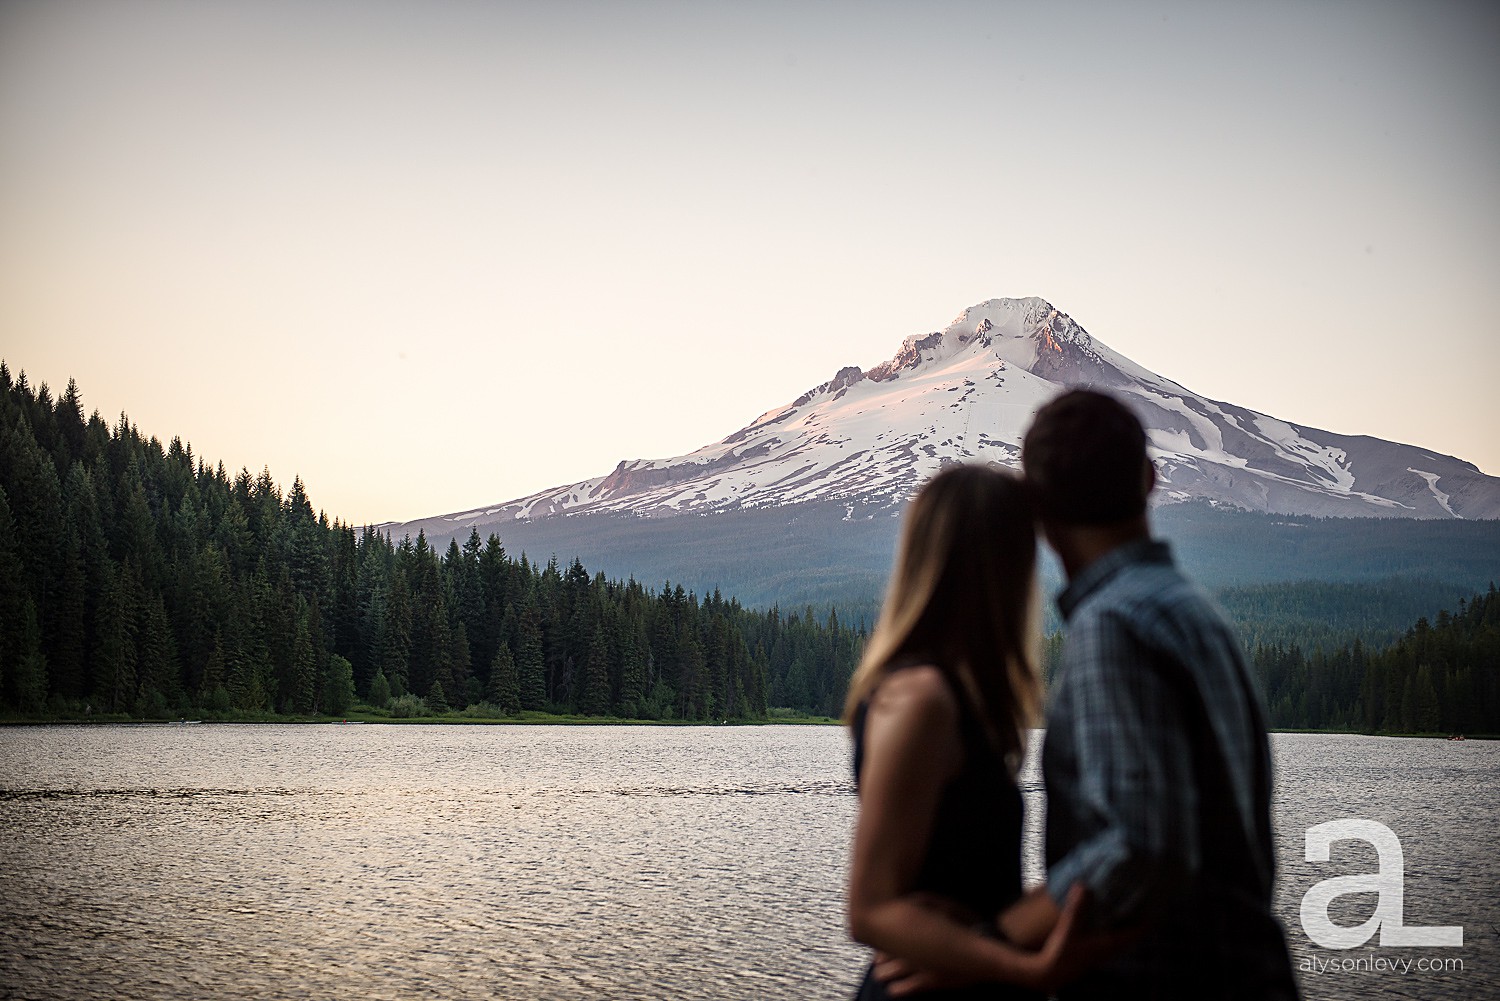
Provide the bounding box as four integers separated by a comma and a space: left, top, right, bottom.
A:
845, 464, 1081, 999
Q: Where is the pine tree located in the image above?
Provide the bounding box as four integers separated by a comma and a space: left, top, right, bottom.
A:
329, 525, 359, 665
200, 628, 229, 708
13, 598, 49, 714
0, 487, 23, 703
93, 563, 138, 712
2, 416, 66, 670
487, 646, 520, 715
517, 602, 547, 711
135, 591, 180, 715
616, 614, 648, 718
677, 622, 707, 719
49, 529, 87, 699
580, 631, 612, 716
55, 378, 87, 470
1411, 664, 1441, 733
289, 612, 318, 714
352, 531, 387, 694
475, 533, 508, 678
447, 621, 472, 708
380, 567, 413, 695
783, 655, 812, 713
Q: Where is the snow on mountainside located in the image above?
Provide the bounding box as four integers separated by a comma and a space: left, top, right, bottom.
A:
392, 297, 1500, 536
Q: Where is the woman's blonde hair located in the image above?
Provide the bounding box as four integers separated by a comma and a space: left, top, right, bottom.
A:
843, 464, 1041, 769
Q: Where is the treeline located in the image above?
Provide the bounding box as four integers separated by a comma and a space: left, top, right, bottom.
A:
1253, 586, 1500, 734
0, 365, 863, 721
5, 363, 1494, 733
1218, 577, 1475, 654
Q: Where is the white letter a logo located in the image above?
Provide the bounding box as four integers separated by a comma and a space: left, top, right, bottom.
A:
1301, 819, 1462, 949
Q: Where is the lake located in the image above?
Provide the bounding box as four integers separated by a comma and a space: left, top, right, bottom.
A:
0, 726, 1493, 999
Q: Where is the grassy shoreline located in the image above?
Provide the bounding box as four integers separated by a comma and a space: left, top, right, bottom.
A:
0, 707, 845, 727
0, 713, 1486, 737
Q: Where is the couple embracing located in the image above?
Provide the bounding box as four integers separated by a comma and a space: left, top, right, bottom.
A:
845, 389, 1300, 1000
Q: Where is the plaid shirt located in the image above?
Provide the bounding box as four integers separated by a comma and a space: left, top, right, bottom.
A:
1043, 539, 1295, 996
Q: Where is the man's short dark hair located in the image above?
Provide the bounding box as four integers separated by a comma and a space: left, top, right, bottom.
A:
1022, 389, 1150, 525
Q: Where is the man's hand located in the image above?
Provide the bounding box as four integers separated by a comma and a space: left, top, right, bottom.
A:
875, 950, 970, 998
998, 885, 1061, 949
1026, 885, 1143, 993
870, 891, 982, 996
874, 884, 1130, 996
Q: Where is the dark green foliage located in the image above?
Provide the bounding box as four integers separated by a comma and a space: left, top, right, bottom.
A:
288, 612, 319, 715
515, 599, 548, 711
1217, 577, 1477, 653
21, 365, 1485, 729
92, 563, 138, 713
486, 646, 520, 715
1253, 586, 1500, 734
368, 669, 392, 710
13, 598, 48, 714
388, 693, 428, 719
426, 679, 450, 714
0, 487, 22, 701
0, 367, 863, 721
430, 501, 1500, 617
579, 632, 611, 716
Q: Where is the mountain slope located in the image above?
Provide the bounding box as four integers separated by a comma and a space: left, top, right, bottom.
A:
391, 296, 1500, 542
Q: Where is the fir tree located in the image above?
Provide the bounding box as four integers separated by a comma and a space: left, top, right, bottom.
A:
93, 563, 138, 712
517, 602, 547, 711
200, 628, 229, 705
13, 598, 49, 714
487, 646, 521, 715
135, 591, 180, 713
0, 487, 23, 702
580, 631, 612, 716
289, 612, 319, 714
426, 679, 450, 714
368, 669, 392, 709
616, 615, 648, 718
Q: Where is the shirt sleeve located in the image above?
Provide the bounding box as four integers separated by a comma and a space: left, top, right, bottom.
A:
1047, 608, 1200, 926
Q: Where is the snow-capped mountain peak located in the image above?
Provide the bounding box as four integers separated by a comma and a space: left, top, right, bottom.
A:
390, 297, 1500, 536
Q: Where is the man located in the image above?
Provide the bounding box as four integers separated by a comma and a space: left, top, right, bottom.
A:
1001, 388, 1299, 998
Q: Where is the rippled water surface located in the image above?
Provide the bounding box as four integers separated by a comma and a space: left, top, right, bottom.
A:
0, 726, 1494, 1000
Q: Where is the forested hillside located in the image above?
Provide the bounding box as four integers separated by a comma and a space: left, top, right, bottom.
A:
437, 496, 1500, 619
1218, 577, 1478, 653
1253, 586, 1499, 734
0, 366, 862, 721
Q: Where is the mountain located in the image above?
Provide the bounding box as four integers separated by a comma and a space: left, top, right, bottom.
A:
391, 296, 1500, 539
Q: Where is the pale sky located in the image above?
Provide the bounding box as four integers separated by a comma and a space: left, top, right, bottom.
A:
3, 0, 1496, 525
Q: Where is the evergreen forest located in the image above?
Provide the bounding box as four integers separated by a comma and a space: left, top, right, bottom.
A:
1252, 586, 1499, 734
0, 365, 1495, 734
0, 365, 861, 722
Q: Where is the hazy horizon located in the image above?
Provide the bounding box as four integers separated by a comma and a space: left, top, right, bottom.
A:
4, 0, 1497, 524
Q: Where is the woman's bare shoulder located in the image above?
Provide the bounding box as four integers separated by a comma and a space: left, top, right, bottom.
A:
870, 664, 959, 724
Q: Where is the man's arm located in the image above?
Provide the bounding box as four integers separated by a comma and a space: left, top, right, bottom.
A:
1043, 611, 1200, 928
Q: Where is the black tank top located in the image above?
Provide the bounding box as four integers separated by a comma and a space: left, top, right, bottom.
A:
851, 665, 1037, 1001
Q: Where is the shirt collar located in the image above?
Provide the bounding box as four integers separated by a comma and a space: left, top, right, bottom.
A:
1056, 537, 1174, 621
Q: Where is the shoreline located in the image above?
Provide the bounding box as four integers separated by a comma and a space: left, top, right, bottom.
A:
0, 711, 846, 728
0, 715, 1487, 738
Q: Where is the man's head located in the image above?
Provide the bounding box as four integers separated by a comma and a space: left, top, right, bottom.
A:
1022, 388, 1153, 527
